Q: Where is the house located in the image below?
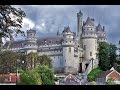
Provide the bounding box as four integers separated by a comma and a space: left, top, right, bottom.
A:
59, 74, 81, 85
0, 73, 20, 85
96, 67, 120, 84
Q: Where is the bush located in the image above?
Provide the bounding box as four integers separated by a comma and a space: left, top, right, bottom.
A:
88, 68, 103, 82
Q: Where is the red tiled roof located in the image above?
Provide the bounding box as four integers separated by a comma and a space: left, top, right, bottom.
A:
108, 71, 120, 81
0, 73, 20, 83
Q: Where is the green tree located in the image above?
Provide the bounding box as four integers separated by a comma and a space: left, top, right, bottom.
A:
26, 52, 38, 69
98, 42, 110, 71
35, 65, 54, 85
0, 50, 19, 74
109, 43, 117, 67
18, 69, 42, 85
0, 5, 25, 45
38, 54, 52, 69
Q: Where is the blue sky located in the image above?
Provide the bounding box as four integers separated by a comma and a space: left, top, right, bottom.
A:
11, 5, 120, 47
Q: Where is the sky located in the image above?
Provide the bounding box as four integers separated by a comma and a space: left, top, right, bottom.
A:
9, 5, 120, 47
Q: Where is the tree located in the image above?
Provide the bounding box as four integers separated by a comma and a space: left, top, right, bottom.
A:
98, 42, 117, 71
18, 69, 42, 85
109, 43, 117, 67
35, 65, 54, 85
0, 5, 25, 48
0, 50, 19, 74
98, 42, 110, 71
38, 54, 52, 69
26, 52, 38, 69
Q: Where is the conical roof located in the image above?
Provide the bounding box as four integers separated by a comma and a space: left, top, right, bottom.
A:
96, 24, 104, 32
84, 17, 95, 26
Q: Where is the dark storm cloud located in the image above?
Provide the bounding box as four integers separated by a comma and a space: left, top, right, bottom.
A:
13, 5, 120, 46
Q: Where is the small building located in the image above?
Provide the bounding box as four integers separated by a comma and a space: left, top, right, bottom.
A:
96, 67, 120, 84
0, 73, 20, 85
59, 74, 81, 85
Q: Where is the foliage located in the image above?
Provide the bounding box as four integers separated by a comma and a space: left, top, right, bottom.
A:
35, 65, 54, 85
0, 5, 25, 42
26, 52, 38, 69
18, 69, 42, 85
109, 43, 117, 67
88, 68, 103, 82
0, 50, 19, 74
90, 81, 97, 85
25, 53, 52, 70
37, 54, 52, 69
98, 42, 117, 71
116, 67, 120, 73
106, 77, 116, 85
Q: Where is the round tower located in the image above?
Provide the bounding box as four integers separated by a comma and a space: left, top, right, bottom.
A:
24, 29, 37, 54
82, 17, 97, 61
96, 24, 107, 42
62, 26, 77, 74
77, 10, 83, 44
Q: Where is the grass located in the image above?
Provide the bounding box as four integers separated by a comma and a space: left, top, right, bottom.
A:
88, 67, 103, 82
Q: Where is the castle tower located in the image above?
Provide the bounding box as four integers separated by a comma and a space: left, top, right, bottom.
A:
81, 17, 98, 71
77, 10, 83, 44
96, 24, 107, 42
24, 29, 37, 54
62, 26, 77, 74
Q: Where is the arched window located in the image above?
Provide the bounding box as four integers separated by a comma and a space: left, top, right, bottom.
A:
84, 45, 86, 50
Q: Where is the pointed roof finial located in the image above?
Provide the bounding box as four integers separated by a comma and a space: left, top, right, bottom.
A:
57, 30, 60, 35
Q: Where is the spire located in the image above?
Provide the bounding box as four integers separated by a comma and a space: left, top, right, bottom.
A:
77, 10, 83, 17
57, 30, 60, 35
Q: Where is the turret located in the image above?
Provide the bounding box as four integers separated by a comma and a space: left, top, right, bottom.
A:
62, 26, 77, 74
96, 24, 107, 42
24, 29, 37, 54
82, 17, 97, 60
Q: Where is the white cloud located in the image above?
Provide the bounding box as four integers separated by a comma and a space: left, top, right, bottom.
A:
22, 18, 35, 30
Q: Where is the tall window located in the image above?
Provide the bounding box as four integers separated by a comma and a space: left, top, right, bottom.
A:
84, 45, 86, 50
90, 52, 92, 56
69, 47, 71, 53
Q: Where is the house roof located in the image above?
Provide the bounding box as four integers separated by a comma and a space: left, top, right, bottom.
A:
63, 74, 80, 85
0, 73, 19, 83
97, 70, 113, 78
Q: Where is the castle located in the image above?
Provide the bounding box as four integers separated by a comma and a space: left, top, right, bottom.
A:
2, 11, 107, 74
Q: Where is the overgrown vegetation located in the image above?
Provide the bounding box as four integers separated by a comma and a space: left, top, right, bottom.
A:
88, 68, 103, 82
98, 42, 117, 71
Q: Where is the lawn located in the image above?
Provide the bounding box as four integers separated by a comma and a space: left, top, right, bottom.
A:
88, 67, 103, 82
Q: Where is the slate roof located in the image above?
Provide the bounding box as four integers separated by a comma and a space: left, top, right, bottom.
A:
3, 36, 64, 49
62, 26, 72, 33
96, 24, 104, 32
83, 17, 95, 26
97, 70, 113, 78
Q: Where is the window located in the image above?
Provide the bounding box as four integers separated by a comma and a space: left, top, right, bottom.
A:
84, 45, 86, 50
90, 52, 92, 56
69, 47, 71, 53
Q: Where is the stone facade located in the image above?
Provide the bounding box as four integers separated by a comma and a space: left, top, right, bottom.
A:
2, 11, 107, 74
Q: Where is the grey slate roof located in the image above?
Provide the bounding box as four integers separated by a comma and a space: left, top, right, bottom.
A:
96, 24, 104, 32
83, 17, 95, 26
62, 26, 72, 33
97, 70, 113, 78
3, 36, 64, 49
